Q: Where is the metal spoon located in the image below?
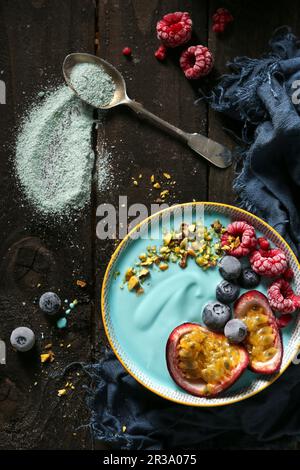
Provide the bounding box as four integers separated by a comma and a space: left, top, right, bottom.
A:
63, 53, 232, 169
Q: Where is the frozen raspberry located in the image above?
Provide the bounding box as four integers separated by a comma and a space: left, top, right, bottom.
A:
180, 45, 214, 79
221, 221, 257, 257
156, 11, 192, 48
276, 314, 293, 328
282, 267, 294, 281
268, 278, 300, 313
258, 237, 270, 251
122, 47, 132, 57
212, 8, 233, 33
154, 45, 167, 61
250, 247, 288, 277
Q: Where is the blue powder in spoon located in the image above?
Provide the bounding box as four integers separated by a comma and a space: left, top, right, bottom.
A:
70, 62, 116, 107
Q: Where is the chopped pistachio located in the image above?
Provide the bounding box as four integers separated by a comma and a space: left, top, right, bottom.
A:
128, 275, 139, 291
139, 268, 149, 278
163, 232, 172, 246
160, 190, 169, 198
159, 262, 169, 271
125, 267, 135, 281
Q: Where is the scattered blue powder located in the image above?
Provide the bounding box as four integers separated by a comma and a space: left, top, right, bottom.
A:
15, 86, 95, 216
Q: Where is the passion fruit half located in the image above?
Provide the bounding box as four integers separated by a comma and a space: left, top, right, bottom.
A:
234, 291, 282, 374
166, 323, 249, 397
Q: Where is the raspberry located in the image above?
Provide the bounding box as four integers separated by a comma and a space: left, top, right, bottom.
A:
268, 278, 300, 313
122, 47, 132, 57
180, 45, 213, 79
156, 11, 192, 48
154, 45, 167, 61
212, 8, 233, 33
283, 267, 294, 281
221, 221, 257, 257
276, 314, 293, 328
250, 247, 288, 277
258, 237, 270, 250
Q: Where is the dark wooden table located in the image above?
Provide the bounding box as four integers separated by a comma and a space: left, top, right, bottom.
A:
0, 0, 299, 450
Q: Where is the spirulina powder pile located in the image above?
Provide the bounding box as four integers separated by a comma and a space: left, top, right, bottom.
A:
15, 86, 95, 217
70, 62, 116, 107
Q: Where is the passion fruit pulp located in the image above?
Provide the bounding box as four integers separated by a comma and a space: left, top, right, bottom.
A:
166, 323, 249, 397
234, 291, 282, 374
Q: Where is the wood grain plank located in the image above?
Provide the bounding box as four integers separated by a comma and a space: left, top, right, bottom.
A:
96, 0, 209, 346
208, 0, 300, 203
0, 0, 95, 450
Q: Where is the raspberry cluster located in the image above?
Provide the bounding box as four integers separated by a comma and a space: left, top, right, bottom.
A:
221, 222, 299, 320
212, 8, 233, 33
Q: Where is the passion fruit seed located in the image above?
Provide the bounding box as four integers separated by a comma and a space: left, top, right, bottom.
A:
178, 329, 240, 385
240, 307, 277, 362
202, 301, 231, 331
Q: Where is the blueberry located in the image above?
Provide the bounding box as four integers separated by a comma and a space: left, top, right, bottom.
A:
202, 301, 231, 331
218, 256, 242, 281
39, 292, 61, 315
10, 327, 35, 352
216, 280, 240, 304
239, 268, 260, 289
224, 319, 248, 343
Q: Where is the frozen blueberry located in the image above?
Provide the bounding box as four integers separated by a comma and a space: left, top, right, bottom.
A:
202, 301, 231, 331
216, 280, 240, 304
218, 256, 242, 281
224, 319, 248, 343
239, 268, 260, 289
39, 292, 61, 315
10, 327, 35, 352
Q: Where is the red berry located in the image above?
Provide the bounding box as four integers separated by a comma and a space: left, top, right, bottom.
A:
221, 221, 257, 257
212, 8, 233, 33
180, 45, 214, 80
156, 11, 192, 48
283, 267, 294, 281
276, 314, 293, 328
154, 45, 167, 61
250, 247, 288, 278
268, 278, 299, 313
122, 47, 132, 57
258, 237, 270, 250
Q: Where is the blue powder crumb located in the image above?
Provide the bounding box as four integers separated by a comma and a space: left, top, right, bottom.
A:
57, 317, 67, 329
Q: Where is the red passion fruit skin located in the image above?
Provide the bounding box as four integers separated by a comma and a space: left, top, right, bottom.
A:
166, 322, 249, 398
234, 291, 283, 374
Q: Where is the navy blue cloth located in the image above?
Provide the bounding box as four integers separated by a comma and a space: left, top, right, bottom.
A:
210, 26, 300, 256
86, 28, 300, 450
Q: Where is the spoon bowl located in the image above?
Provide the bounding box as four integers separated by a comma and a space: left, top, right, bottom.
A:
63, 52, 128, 109
63, 52, 232, 168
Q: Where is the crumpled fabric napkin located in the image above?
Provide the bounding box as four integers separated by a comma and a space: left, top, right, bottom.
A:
209, 26, 300, 256
85, 350, 300, 450
86, 27, 300, 450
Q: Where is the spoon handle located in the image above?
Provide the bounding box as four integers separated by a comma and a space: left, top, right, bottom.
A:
125, 99, 232, 169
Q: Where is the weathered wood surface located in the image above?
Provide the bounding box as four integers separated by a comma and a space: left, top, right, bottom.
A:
0, 0, 299, 450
